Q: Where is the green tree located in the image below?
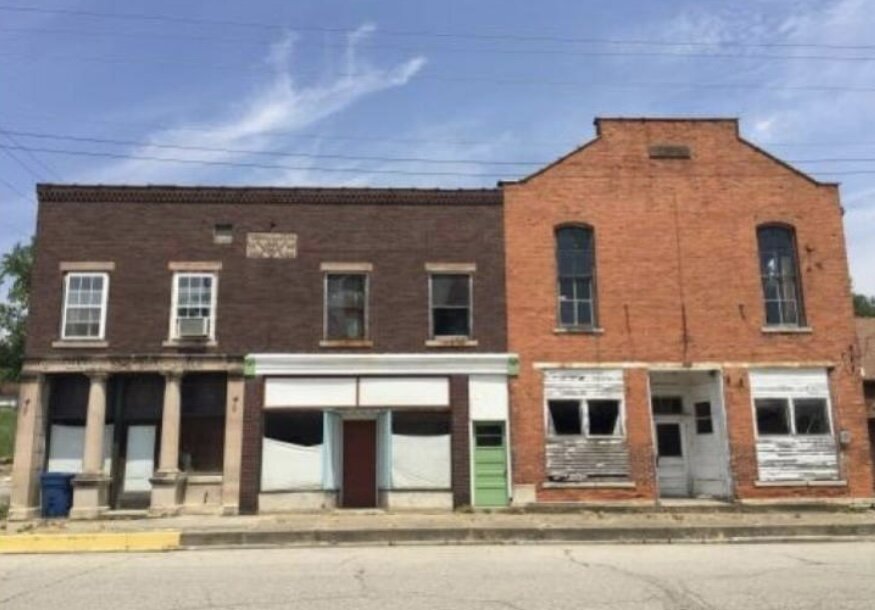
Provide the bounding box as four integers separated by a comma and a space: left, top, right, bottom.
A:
0, 239, 34, 382
853, 293, 875, 318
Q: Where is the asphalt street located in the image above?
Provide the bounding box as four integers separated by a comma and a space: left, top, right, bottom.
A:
1, 542, 874, 609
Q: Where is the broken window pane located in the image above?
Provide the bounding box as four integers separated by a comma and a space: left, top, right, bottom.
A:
587, 400, 621, 436
755, 398, 791, 435
794, 399, 830, 435
656, 423, 683, 457
548, 400, 582, 435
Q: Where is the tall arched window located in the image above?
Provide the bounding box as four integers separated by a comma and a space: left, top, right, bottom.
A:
556, 225, 597, 328
757, 224, 805, 327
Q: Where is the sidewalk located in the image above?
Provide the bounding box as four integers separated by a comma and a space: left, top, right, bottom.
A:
4, 504, 875, 553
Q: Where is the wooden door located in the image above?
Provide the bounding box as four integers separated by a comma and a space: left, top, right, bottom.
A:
473, 422, 509, 507
342, 420, 377, 508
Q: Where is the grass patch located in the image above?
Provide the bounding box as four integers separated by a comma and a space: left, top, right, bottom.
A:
0, 407, 15, 459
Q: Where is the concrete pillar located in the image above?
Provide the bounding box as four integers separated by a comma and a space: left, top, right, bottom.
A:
221, 374, 245, 515
70, 373, 110, 519
150, 371, 185, 515
8, 375, 47, 521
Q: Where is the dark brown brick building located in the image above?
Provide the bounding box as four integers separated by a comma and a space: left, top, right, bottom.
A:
10, 186, 514, 518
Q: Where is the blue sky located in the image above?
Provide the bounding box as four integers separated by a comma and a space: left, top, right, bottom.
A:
2, 0, 875, 292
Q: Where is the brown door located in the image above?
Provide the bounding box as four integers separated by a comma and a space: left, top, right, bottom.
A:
342, 420, 377, 508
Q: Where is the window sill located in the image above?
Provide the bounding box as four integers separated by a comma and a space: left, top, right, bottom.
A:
761, 326, 813, 335
319, 339, 374, 348
553, 327, 604, 335
162, 339, 218, 348
754, 479, 846, 488
543, 481, 635, 489
52, 340, 108, 349
425, 338, 479, 348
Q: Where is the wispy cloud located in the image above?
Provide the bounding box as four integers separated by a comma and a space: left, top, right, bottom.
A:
83, 25, 426, 184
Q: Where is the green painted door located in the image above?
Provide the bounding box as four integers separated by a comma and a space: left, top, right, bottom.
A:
473, 422, 509, 507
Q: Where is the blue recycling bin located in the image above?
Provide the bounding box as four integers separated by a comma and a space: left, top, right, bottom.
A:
40, 472, 76, 518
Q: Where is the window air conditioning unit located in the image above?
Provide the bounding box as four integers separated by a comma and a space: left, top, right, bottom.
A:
178, 317, 209, 338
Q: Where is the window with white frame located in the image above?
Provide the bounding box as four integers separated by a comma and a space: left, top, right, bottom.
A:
61, 272, 109, 339
429, 273, 472, 339
754, 397, 831, 436
171, 273, 217, 339
547, 399, 623, 437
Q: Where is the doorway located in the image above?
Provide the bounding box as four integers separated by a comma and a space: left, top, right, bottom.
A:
650, 371, 732, 499
341, 420, 377, 508
472, 422, 509, 507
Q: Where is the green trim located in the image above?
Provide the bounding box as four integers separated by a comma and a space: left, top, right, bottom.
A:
243, 357, 256, 377
507, 356, 520, 377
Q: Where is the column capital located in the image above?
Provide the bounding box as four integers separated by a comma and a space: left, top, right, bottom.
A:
162, 370, 184, 382
87, 371, 110, 382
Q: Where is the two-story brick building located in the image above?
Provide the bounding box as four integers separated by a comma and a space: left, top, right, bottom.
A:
504, 118, 871, 504
9, 187, 514, 519
9, 118, 872, 520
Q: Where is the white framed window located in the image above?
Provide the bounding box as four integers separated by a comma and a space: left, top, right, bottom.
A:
754, 397, 832, 437
170, 272, 217, 340
429, 273, 473, 339
547, 399, 624, 438
61, 272, 109, 340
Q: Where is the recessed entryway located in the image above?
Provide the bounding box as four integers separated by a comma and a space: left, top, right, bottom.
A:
649, 370, 732, 499
341, 419, 377, 508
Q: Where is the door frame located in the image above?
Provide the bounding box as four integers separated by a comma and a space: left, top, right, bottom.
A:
470, 420, 510, 507
653, 415, 691, 498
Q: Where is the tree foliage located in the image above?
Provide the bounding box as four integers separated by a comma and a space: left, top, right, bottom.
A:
0, 239, 34, 382
854, 293, 875, 318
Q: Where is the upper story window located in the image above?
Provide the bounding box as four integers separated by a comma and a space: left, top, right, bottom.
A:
430, 273, 472, 339
325, 273, 368, 340
757, 225, 805, 327
171, 273, 217, 340
62, 272, 109, 340
556, 225, 596, 328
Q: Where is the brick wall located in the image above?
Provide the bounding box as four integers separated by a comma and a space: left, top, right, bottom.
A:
504, 118, 872, 501
450, 375, 471, 507
239, 376, 263, 514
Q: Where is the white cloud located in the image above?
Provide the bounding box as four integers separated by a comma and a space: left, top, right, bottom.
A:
82, 25, 426, 185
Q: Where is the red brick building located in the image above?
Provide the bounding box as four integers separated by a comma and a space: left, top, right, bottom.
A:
503, 118, 871, 504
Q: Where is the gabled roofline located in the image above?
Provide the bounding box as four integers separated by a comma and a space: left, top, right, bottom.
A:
500, 117, 839, 188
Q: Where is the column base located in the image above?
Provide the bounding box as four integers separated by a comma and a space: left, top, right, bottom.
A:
70, 473, 110, 520
7, 506, 41, 521
149, 470, 186, 516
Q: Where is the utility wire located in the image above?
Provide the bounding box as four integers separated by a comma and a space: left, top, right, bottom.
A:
0, 127, 64, 180
0, 143, 871, 178
0, 4, 873, 52
4, 128, 875, 168
3, 51, 875, 93
2, 25, 875, 64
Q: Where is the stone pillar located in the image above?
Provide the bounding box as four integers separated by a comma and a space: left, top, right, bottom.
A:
221, 374, 245, 515
70, 373, 110, 519
150, 371, 185, 515
8, 375, 48, 521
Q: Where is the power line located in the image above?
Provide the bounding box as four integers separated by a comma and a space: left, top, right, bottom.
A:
4, 51, 875, 94
0, 175, 34, 203
0, 129, 543, 166
0, 142, 871, 179
0, 4, 873, 52
5, 128, 875, 168
0, 127, 64, 180
3, 25, 875, 64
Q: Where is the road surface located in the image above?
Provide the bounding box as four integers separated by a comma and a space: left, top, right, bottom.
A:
1, 542, 874, 609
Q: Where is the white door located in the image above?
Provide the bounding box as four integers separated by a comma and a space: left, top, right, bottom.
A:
655, 420, 689, 497
123, 425, 156, 493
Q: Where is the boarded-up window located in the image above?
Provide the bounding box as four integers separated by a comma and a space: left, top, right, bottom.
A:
261, 411, 323, 491
391, 412, 451, 489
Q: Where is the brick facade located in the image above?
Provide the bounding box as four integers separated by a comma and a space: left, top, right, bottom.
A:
503, 118, 872, 502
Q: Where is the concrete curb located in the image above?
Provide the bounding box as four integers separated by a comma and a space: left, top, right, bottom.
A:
180, 523, 875, 549
0, 531, 180, 554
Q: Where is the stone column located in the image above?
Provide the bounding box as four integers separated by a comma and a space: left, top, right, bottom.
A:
221, 374, 245, 515
70, 372, 110, 519
8, 375, 48, 520
150, 371, 185, 515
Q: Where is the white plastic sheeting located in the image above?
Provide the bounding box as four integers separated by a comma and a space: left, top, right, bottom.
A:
390, 433, 451, 489
46, 424, 114, 474
260, 438, 323, 491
